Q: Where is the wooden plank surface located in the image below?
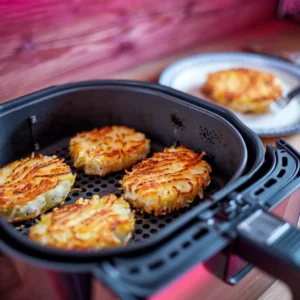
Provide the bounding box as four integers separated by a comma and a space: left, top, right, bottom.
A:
0, 0, 278, 102
259, 281, 292, 300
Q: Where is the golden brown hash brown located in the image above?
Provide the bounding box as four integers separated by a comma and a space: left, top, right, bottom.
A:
0, 155, 75, 222
69, 126, 150, 176
29, 194, 135, 251
202, 68, 282, 114
121, 146, 212, 216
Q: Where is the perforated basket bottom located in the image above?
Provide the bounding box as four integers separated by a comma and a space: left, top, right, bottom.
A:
14, 137, 227, 245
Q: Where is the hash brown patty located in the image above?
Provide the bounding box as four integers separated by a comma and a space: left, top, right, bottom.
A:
29, 194, 135, 250
121, 146, 212, 216
202, 68, 282, 114
0, 155, 75, 222
70, 126, 150, 176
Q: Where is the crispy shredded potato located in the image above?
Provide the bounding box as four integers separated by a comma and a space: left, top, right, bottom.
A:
121, 146, 212, 216
69, 126, 150, 176
202, 68, 282, 114
0, 155, 75, 222
29, 194, 135, 251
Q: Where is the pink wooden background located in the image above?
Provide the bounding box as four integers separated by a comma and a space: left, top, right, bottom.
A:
0, 0, 278, 102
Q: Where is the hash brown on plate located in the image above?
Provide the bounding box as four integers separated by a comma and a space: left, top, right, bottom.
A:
121, 146, 211, 216
70, 126, 150, 176
0, 155, 75, 222
29, 194, 135, 250
202, 68, 282, 114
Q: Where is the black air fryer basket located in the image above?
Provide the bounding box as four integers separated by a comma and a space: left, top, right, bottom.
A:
0, 81, 300, 299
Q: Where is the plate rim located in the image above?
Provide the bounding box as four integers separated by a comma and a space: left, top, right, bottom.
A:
159, 51, 300, 137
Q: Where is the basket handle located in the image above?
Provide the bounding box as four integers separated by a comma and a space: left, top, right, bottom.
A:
93, 228, 228, 300
237, 209, 300, 299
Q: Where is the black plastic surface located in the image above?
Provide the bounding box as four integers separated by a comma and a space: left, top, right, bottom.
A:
237, 211, 300, 299
0, 81, 250, 259
14, 137, 225, 243
0, 84, 247, 180
93, 143, 300, 299
0, 81, 273, 299
0, 80, 264, 174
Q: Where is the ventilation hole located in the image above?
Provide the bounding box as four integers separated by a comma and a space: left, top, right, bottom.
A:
108, 180, 114, 184
87, 184, 94, 188
158, 223, 165, 229
282, 156, 288, 167
150, 219, 158, 224
115, 183, 121, 188
74, 184, 80, 188
143, 234, 150, 239
81, 188, 86, 192
25, 223, 31, 228
94, 188, 100, 192
170, 251, 178, 258
116, 193, 122, 197
89, 176, 95, 181
193, 228, 208, 240
86, 192, 93, 197
150, 228, 158, 234
149, 260, 164, 270
144, 215, 150, 219
129, 267, 140, 274
116, 175, 122, 180
143, 224, 150, 229
254, 188, 264, 196
136, 219, 143, 224
82, 181, 88, 185
165, 218, 172, 223
72, 192, 79, 197
95, 180, 101, 184
101, 184, 107, 188
265, 178, 276, 188
182, 241, 191, 249
277, 169, 286, 178
66, 197, 71, 202
135, 229, 142, 234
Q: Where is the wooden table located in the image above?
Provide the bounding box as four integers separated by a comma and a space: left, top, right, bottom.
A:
1, 19, 300, 300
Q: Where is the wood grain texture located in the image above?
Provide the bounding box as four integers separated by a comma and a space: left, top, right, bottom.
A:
0, 0, 277, 102
259, 281, 292, 300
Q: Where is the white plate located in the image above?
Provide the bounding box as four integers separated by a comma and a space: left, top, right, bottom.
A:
159, 52, 300, 137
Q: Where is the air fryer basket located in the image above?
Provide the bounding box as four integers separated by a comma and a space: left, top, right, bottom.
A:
8, 81, 300, 300
0, 81, 250, 257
